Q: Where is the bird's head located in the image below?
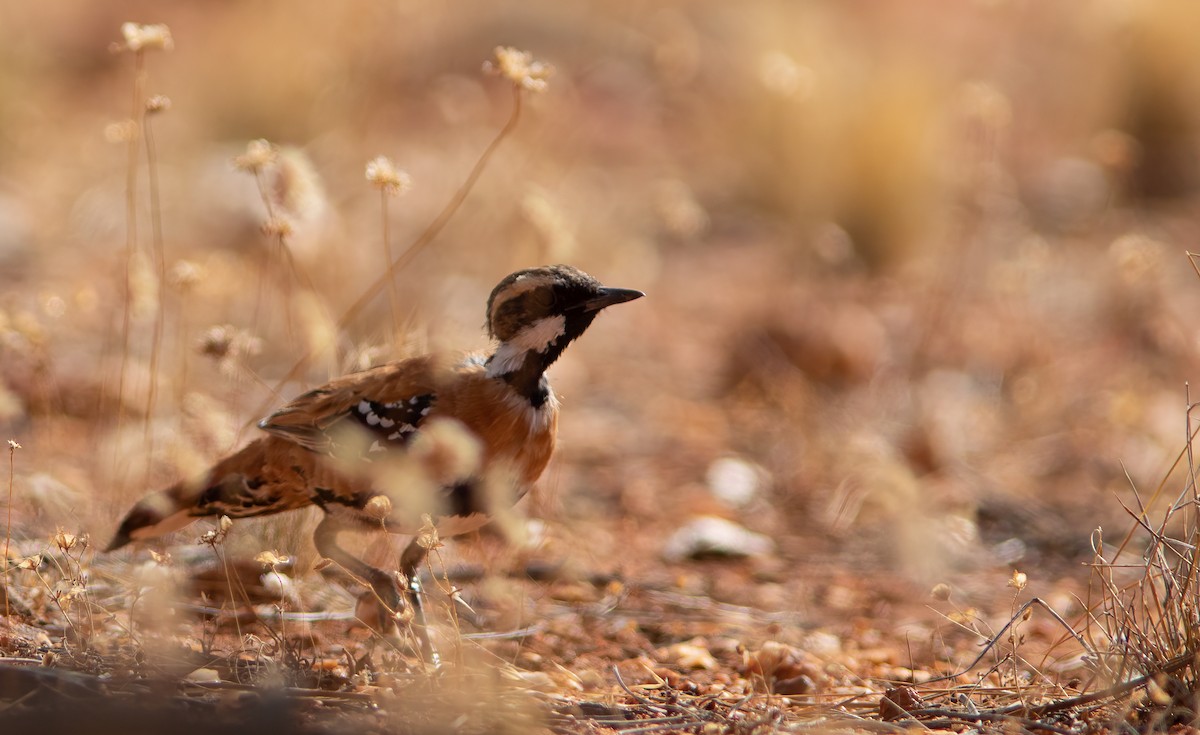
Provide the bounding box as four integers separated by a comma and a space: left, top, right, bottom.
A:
487, 264, 643, 345
484, 264, 643, 384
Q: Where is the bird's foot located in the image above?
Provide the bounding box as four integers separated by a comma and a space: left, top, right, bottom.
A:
405, 574, 441, 668
355, 573, 439, 668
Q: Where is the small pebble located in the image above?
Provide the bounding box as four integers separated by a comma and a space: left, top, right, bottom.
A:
662, 516, 774, 561
705, 456, 766, 507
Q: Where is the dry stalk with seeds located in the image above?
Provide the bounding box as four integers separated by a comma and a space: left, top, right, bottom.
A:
257, 46, 552, 413
109, 23, 173, 491
366, 155, 412, 339
232, 138, 328, 348
1075, 394, 1200, 729
905, 393, 1200, 732
4, 439, 18, 619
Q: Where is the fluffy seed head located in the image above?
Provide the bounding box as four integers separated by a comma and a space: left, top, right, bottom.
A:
117, 23, 174, 53
365, 156, 412, 196
145, 95, 171, 114
365, 495, 393, 520
54, 529, 78, 553
484, 47, 553, 93
233, 139, 276, 173
168, 260, 203, 292
104, 120, 138, 144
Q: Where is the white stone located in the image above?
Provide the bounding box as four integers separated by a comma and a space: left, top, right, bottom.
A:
706, 456, 767, 507
661, 516, 774, 561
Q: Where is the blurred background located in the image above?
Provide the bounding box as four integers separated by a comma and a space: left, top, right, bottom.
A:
3, 0, 1200, 626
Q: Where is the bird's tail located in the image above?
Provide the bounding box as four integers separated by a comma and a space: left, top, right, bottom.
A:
105, 438, 285, 552
104, 477, 202, 552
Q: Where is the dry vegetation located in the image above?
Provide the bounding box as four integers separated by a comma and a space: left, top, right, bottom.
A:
5, 2, 1200, 733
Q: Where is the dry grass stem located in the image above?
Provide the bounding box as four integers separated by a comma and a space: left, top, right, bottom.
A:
257, 75, 529, 418
365, 155, 412, 338
4, 439, 18, 620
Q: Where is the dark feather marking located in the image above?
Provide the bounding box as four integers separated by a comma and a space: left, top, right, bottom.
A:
346, 394, 436, 456
193, 474, 282, 517
312, 486, 369, 511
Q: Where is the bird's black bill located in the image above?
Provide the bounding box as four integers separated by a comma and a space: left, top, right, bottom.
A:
581, 287, 645, 312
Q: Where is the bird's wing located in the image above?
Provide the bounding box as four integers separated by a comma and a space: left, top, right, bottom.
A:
258, 355, 445, 456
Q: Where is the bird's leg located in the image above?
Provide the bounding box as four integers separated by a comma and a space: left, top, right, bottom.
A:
313, 515, 402, 635
399, 537, 438, 666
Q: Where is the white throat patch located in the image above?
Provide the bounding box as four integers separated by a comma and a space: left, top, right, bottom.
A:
486, 314, 566, 377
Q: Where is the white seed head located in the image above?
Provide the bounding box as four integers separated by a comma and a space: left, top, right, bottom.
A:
254, 550, 289, 569
145, 95, 171, 114
365, 495, 393, 520
365, 156, 412, 196
484, 47, 553, 92
104, 120, 138, 144
54, 529, 78, 552
168, 260, 203, 291
118, 23, 174, 53
233, 139, 276, 173
416, 514, 441, 551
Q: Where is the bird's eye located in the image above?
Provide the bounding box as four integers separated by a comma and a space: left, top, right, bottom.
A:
530, 288, 556, 312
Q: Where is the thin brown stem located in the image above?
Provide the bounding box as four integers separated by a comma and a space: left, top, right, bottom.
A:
4, 441, 16, 619
254, 84, 525, 419
142, 104, 166, 487
381, 189, 400, 339
926, 597, 1093, 684
247, 166, 327, 362
250, 169, 279, 337
115, 49, 146, 453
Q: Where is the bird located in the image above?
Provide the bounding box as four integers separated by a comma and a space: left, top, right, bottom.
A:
106, 264, 643, 660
